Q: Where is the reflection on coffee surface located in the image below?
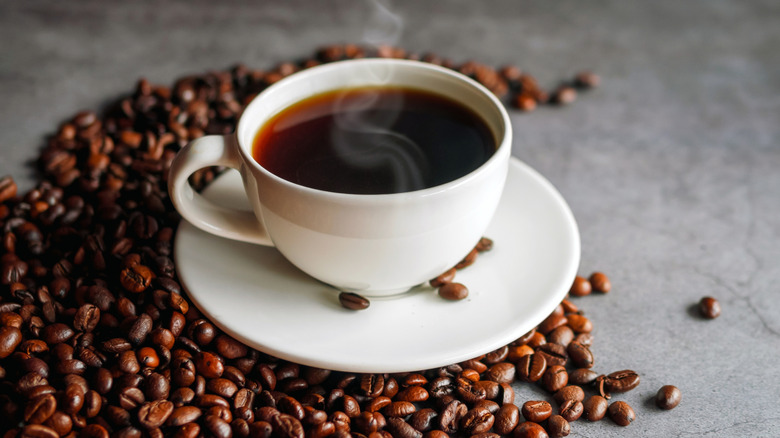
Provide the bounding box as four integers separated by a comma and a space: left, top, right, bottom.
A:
252, 86, 495, 194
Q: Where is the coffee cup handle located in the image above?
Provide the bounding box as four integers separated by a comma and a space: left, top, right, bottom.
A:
168, 135, 273, 246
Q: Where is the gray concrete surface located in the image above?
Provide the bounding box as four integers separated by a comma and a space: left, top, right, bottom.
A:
2, 0, 779, 436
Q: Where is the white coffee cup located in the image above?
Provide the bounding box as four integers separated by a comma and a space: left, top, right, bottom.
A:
168, 58, 511, 296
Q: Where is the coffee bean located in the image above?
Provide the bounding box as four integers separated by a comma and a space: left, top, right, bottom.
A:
338, 292, 370, 310
386, 417, 423, 438
383, 400, 416, 417
559, 399, 583, 422
574, 71, 600, 89
438, 399, 467, 434
24, 393, 57, 424
137, 400, 174, 428
460, 406, 495, 434
430, 268, 456, 287
494, 403, 520, 435
582, 395, 608, 421
655, 385, 682, 410
395, 385, 429, 402
475, 236, 494, 252
513, 421, 549, 438
546, 325, 574, 346
566, 342, 594, 369
553, 385, 585, 405
521, 400, 552, 423
565, 314, 592, 333
516, 352, 546, 383
588, 271, 610, 292
536, 343, 567, 367
167, 406, 202, 427
271, 413, 305, 438
0, 326, 22, 358
455, 248, 478, 269
485, 362, 515, 383
699, 296, 721, 319
600, 370, 640, 395
408, 408, 437, 432
569, 368, 599, 386
569, 276, 591, 297
542, 365, 568, 393
438, 282, 469, 300
607, 400, 635, 426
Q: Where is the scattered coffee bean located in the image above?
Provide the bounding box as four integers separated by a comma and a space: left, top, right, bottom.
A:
521, 400, 552, 423
338, 291, 370, 310
608, 401, 636, 426
588, 271, 611, 293
582, 395, 609, 421
569, 275, 592, 297
699, 296, 721, 319
655, 385, 682, 410
574, 71, 601, 89
438, 282, 469, 300
599, 370, 640, 396
514, 421, 549, 438
546, 414, 570, 437
430, 268, 456, 288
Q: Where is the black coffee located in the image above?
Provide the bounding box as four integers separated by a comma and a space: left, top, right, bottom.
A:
252, 86, 495, 194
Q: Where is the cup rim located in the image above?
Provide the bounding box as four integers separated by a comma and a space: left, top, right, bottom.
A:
237, 58, 512, 200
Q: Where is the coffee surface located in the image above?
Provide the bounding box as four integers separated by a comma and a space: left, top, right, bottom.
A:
252, 86, 495, 194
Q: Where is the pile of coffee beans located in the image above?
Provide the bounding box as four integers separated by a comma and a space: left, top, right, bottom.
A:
0, 44, 673, 437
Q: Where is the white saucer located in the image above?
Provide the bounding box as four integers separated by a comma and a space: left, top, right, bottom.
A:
174, 157, 580, 373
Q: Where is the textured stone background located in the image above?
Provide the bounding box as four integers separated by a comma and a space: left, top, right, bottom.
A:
1, 0, 779, 436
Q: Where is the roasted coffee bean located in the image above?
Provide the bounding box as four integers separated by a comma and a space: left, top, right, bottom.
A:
566, 342, 594, 369
552, 86, 577, 105
386, 417, 423, 438
537, 313, 567, 335
536, 343, 567, 367
574, 71, 600, 89
455, 248, 478, 269
455, 376, 486, 404
167, 406, 202, 427
699, 296, 721, 319
0, 175, 17, 202
493, 403, 520, 435
438, 282, 469, 300
438, 399, 467, 434
588, 271, 610, 292
138, 400, 174, 428
40, 323, 74, 345
521, 400, 552, 423
546, 414, 570, 438
128, 313, 153, 345
582, 395, 608, 421
383, 400, 416, 417
271, 413, 305, 438
359, 373, 384, 397
0, 326, 22, 358
516, 353, 546, 382
195, 351, 224, 378
565, 314, 592, 333
559, 399, 583, 422
600, 370, 640, 394
73, 304, 100, 332
546, 325, 574, 346
542, 365, 568, 393
338, 292, 370, 310
120, 264, 153, 293
475, 236, 494, 252
485, 362, 515, 383
430, 268, 456, 287
569, 276, 591, 297
460, 406, 494, 434
395, 385, 429, 402
655, 385, 682, 410
513, 421, 549, 438
569, 368, 599, 386
24, 393, 57, 424
407, 408, 437, 432
553, 385, 585, 404
607, 401, 635, 426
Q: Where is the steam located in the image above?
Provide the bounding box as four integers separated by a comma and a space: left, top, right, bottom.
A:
323, 0, 431, 193
363, 0, 404, 48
